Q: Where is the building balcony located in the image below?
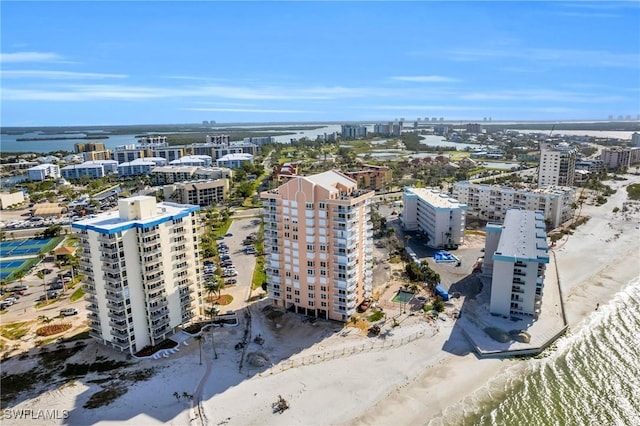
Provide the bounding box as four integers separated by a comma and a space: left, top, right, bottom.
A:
105, 292, 125, 303
107, 300, 126, 311
112, 336, 130, 347
181, 311, 195, 322
86, 294, 98, 304
110, 328, 129, 339
266, 273, 281, 284
104, 281, 124, 292
108, 309, 127, 319
86, 303, 100, 313
103, 273, 124, 283
512, 287, 524, 294
109, 320, 128, 332
179, 286, 195, 296
152, 326, 170, 340
151, 315, 170, 329
79, 258, 93, 269
100, 253, 120, 262
180, 295, 195, 306
147, 291, 167, 305
89, 330, 103, 340
89, 320, 101, 331
150, 308, 169, 319
148, 300, 169, 312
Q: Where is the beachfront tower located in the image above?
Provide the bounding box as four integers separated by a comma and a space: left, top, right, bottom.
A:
484, 209, 549, 318
72, 196, 201, 354
261, 170, 375, 322
401, 187, 467, 248
538, 143, 577, 188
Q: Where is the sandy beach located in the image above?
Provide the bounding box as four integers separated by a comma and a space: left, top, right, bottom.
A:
3, 175, 639, 426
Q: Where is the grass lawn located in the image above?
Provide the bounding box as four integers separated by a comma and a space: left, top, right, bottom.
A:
0, 321, 33, 340
70, 287, 84, 302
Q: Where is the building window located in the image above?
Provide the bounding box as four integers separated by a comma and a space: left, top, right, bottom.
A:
307, 260, 315, 267
294, 298, 300, 304
320, 270, 326, 276
294, 290, 300, 295
321, 294, 327, 299
320, 261, 327, 268
309, 301, 315, 307
294, 274, 299, 280
307, 269, 314, 275
308, 293, 315, 299
321, 302, 327, 307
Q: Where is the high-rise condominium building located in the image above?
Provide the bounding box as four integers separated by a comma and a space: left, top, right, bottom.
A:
483, 209, 549, 318
261, 170, 375, 321
72, 196, 201, 354
538, 143, 577, 188
401, 187, 467, 248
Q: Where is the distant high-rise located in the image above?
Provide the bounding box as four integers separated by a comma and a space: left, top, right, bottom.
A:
538, 143, 577, 188
632, 132, 640, 147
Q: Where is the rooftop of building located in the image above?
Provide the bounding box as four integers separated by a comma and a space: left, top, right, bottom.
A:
152, 166, 199, 173
71, 198, 199, 234
493, 209, 549, 264
118, 159, 156, 166
455, 181, 575, 195
217, 153, 254, 161
28, 163, 58, 170
404, 186, 467, 209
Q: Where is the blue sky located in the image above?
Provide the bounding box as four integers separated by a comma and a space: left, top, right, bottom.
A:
1, 1, 639, 126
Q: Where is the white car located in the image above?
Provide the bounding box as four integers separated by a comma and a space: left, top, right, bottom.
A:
60, 308, 79, 316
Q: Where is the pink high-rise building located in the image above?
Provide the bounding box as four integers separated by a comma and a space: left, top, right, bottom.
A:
261, 171, 375, 321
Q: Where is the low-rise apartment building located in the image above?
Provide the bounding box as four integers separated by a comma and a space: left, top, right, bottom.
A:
344, 165, 393, 191
452, 182, 576, 229
163, 179, 229, 206
483, 209, 549, 318
401, 187, 467, 248
27, 164, 60, 181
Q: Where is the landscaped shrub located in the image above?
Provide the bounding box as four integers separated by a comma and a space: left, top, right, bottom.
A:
36, 323, 72, 336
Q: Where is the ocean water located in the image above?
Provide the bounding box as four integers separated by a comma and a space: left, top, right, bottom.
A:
434, 276, 640, 426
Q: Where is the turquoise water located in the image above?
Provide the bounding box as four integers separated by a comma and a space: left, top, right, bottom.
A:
431, 276, 640, 425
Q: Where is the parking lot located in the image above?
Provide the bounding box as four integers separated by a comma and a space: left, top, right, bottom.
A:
205, 217, 262, 315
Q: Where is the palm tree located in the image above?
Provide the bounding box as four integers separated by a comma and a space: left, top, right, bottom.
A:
205, 306, 219, 359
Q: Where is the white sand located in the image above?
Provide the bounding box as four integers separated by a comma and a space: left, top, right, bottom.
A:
5, 176, 640, 426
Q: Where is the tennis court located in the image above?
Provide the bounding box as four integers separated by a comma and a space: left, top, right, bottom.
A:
0, 238, 55, 257
0, 259, 29, 280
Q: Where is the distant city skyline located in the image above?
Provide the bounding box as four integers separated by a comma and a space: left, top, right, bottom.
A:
1, 1, 639, 126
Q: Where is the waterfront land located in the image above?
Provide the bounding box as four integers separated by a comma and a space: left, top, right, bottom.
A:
2, 174, 638, 425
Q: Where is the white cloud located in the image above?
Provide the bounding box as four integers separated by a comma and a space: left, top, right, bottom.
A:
184, 107, 315, 114
1, 83, 382, 102
458, 89, 626, 103
0, 51, 64, 63
390, 75, 459, 83
2, 70, 127, 79
447, 47, 639, 68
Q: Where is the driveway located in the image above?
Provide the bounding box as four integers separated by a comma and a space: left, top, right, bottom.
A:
210, 217, 261, 314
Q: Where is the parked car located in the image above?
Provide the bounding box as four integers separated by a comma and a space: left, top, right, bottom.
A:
224, 233, 233, 237
41, 268, 53, 274
60, 308, 79, 316
49, 283, 64, 290
223, 270, 238, 277
12, 285, 28, 292
225, 279, 237, 286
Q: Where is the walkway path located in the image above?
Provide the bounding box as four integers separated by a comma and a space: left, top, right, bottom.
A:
191, 344, 213, 426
